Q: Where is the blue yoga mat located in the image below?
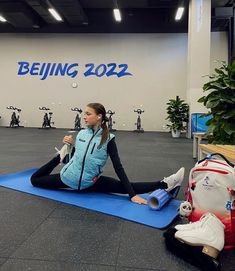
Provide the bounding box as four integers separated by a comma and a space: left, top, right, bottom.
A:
0, 169, 180, 229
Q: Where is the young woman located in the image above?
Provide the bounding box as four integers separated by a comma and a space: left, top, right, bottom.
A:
31, 103, 184, 205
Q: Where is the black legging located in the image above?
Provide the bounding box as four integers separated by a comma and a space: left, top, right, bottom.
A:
30, 155, 166, 195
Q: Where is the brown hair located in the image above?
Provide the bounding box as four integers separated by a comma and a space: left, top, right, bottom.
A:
86, 103, 109, 147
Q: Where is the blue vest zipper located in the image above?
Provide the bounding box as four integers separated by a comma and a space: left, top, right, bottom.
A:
90, 143, 96, 154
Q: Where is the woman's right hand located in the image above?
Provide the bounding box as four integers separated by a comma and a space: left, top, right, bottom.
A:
63, 135, 74, 145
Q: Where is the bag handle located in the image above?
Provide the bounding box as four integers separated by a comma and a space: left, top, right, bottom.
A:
198, 153, 235, 168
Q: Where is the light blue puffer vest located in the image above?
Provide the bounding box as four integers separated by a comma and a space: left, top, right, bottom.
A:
60, 127, 115, 190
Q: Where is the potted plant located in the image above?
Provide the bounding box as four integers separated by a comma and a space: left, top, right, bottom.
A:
166, 96, 189, 138
198, 60, 235, 144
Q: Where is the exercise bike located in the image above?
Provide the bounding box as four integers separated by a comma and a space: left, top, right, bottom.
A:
71, 107, 82, 130
134, 109, 144, 133
106, 110, 116, 132
39, 107, 56, 129
6, 106, 24, 128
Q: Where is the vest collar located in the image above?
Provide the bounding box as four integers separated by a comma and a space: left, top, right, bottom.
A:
87, 126, 103, 136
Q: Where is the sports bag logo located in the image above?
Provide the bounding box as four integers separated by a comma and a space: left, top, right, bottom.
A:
202, 176, 214, 190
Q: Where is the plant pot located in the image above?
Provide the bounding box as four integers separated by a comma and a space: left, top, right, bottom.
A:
171, 129, 181, 138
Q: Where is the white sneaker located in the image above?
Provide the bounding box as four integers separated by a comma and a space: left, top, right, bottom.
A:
55, 144, 72, 163
175, 213, 225, 258
175, 212, 213, 231
163, 167, 185, 192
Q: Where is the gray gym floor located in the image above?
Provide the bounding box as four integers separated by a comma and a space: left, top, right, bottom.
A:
0, 127, 234, 271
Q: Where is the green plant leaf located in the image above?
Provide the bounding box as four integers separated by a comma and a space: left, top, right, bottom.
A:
166, 96, 189, 132
220, 98, 235, 104
197, 96, 205, 103
207, 124, 217, 133
198, 61, 235, 143
199, 113, 211, 118
215, 68, 226, 76
206, 99, 220, 108
224, 122, 235, 135
223, 108, 235, 118
206, 118, 213, 126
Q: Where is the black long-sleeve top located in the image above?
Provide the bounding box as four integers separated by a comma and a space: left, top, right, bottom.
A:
107, 138, 136, 198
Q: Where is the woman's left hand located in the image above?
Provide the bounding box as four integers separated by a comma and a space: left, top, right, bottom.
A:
131, 195, 147, 205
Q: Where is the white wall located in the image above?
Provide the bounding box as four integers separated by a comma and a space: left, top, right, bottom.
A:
0, 32, 227, 131
187, 31, 228, 115
210, 32, 228, 73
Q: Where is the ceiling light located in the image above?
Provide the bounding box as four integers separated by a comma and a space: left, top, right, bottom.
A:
113, 9, 121, 22
48, 8, 63, 21
175, 7, 184, 21
0, 15, 7, 22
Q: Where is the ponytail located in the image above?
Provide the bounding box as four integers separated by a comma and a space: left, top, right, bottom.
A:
99, 117, 109, 148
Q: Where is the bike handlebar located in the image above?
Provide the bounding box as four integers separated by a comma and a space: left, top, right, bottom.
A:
134, 109, 144, 114
106, 110, 115, 115
7, 106, 21, 111
39, 107, 50, 111
71, 107, 82, 113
